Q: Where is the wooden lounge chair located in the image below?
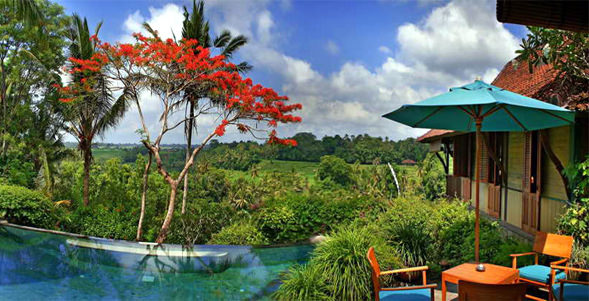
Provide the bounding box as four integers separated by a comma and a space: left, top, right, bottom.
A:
366, 247, 436, 301
550, 265, 589, 301
458, 280, 528, 301
510, 231, 574, 301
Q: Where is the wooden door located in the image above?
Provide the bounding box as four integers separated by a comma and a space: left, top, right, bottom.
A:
462, 177, 471, 202
522, 132, 541, 234
488, 184, 501, 218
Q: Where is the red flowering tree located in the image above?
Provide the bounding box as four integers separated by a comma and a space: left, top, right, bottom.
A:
58, 32, 302, 243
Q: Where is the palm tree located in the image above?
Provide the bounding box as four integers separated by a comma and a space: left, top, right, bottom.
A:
178, 0, 251, 214
0, 0, 43, 26
65, 15, 130, 206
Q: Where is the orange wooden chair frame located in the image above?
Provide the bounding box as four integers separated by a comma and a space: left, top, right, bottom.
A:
510, 231, 574, 301
366, 247, 436, 301
458, 279, 528, 301
550, 265, 589, 301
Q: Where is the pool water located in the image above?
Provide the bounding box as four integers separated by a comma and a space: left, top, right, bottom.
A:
0, 225, 313, 300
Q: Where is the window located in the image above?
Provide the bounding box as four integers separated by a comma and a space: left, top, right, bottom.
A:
453, 134, 471, 177
486, 132, 504, 185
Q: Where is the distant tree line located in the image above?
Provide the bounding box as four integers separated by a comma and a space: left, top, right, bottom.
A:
107, 132, 427, 170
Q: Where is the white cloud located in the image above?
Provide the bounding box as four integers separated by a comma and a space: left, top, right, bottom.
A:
122, 4, 184, 42
256, 10, 274, 45
325, 40, 340, 55
396, 0, 519, 79
378, 46, 392, 54
98, 0, 520, 144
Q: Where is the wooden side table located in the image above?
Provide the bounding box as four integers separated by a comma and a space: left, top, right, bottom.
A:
441, 263, 519, 301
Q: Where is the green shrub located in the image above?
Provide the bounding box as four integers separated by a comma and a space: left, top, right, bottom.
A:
570, 242, 589, 269
557, 198, 589, 246
491, 238, 532, 267
386, 219, 432, 267
167, 201, 235, 245
65, 205, 137, 240
256, 193, 364, 244
418, 153, 446, 200
208, 219, 268, 245
0, 184, 56, 228
316, 155, 353, 186
273, 264, 331, 301
188, 165, 230, 202
309, 225, 401, 300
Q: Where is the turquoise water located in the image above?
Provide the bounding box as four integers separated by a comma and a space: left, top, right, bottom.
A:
0, 225, 312, 300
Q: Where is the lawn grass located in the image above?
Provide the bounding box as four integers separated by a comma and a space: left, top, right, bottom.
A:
93, 148, 128, 162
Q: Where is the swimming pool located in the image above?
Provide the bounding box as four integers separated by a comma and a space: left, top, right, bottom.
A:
0, 224, 313, 300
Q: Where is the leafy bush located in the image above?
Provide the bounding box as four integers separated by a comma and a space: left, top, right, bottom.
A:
187, 164, 230, 202
418, 153, 446, 200
0, 184, 56, 227
167, 201, 235, 245
559, 156, 589, 246
256, 193, 364, 243
64, 205, 137, 240
570, 242, 589, 270
351, 163, 398, 199
557, 198, 589, 246
273, 264, 331, 301
316, 155, 353, 186
208, 219, 268, 245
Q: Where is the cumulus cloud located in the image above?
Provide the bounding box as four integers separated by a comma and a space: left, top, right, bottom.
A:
378, 46, 392, 54
99, 0, 520, 144
396, 0, 519, 79
325, 40, 340, 55
122, 4, 184, 42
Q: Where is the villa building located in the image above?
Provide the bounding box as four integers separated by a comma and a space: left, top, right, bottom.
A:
418, 60, 589, 236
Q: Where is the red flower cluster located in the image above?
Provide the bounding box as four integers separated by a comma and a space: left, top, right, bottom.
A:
57, 33, 303, 146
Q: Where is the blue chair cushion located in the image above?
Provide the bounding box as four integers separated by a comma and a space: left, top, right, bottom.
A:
552, 282, 589, 301
519, 265, 566, 284
380, 288, 432, 301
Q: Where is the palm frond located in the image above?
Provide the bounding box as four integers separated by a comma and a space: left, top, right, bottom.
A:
236, 61, 253, 73
222, 35, 248, 58
181, 0, 211, 46
2, 0, 43, 26
142, 22, 159, 38
95, 88, 132, 137
213, 30, 231, 48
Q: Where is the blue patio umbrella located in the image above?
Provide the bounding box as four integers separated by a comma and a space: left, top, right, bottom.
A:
383, 80, 575, 263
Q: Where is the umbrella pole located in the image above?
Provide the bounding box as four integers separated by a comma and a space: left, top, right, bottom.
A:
474, 119, 482, 263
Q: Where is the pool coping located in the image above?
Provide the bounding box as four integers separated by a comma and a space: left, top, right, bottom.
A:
0, 220, 315, 250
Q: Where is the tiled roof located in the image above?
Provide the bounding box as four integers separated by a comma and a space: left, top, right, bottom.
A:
417, 129, 454, 142
491, 60, 558, 98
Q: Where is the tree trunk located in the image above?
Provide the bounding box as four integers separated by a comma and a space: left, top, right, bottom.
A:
156, 181, 177, 243
181, 101, 194, 214
136, 152, 152, 241
82, 144, 92, 206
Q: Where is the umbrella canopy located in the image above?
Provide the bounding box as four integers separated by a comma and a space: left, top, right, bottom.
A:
383, 80, 574, 132
383, 80, 575, 263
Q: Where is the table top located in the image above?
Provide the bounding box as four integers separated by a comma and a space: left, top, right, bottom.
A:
442, 263, 519, 284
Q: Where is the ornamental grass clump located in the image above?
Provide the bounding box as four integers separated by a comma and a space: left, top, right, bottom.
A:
309, 225, 401, 300
273, 264, 331, 301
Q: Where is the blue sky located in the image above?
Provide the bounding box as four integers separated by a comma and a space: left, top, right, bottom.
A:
56, 0, 528, 144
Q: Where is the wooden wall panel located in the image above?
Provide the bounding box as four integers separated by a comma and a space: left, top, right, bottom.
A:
508, 132, 524, 190
540, 197, 567, 233
506, 189, 522, 227
542, 126, 570, 201
471, 181, 489, 214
